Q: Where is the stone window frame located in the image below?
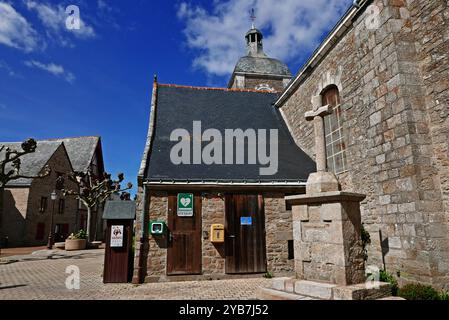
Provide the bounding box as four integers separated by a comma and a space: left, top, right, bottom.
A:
321, 85, 348, 174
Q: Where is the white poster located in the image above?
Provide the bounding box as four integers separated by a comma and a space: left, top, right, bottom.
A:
110, 225, 124, 247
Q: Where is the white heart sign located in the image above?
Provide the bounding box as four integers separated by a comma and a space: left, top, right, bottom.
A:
180, 197, 191, 207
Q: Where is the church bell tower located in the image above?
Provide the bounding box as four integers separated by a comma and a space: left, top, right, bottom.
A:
228, 11, 292, 91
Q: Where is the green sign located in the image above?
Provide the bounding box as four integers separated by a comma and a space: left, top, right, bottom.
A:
177, 193, 194, 217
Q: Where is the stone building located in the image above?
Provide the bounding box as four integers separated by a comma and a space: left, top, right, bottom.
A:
54, 137, 106, 238
1, 141, 78, 247
1, 136, 105, 247
133, 81, 315, 282
134, 0, 449, 289
275, 0, 449, 289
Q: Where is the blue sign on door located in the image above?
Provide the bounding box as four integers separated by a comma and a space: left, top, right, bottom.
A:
240, 217, 252, 225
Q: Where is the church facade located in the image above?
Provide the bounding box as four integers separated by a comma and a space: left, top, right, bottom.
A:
134, 0, 449, 289
277, 0, 449, 289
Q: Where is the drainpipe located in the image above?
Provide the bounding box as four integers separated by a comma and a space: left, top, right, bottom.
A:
133, 184, 149, 284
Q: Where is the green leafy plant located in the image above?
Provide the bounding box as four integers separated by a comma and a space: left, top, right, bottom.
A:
439, 291, 449, 300
361, 224, 371, 262
398, 283, 440, 300
68, 230, 87, 240
379, 269, 399, 296
263, 271, 273, 279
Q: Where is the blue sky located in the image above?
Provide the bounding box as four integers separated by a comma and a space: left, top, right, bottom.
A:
0, 0, 352, 194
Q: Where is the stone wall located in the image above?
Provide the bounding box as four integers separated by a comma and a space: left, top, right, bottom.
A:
135, 190, 294, 281
279, 0, 449, 289
230, 74, 289, 92
201, 194, 226, 275
145, 191, 168, 278
407, 0, 449, 287
264, 193, 294, 274
244, 76, 287, 92
2, 188, 29, 245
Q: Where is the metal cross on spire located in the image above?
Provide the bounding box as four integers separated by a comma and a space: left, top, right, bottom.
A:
249, 8, 256, 29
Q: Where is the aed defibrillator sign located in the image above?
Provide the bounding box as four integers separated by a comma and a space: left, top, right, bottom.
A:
177, 193, 194, 217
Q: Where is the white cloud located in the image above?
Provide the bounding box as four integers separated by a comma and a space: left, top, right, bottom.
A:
24, 60, 76, 83
177, 0, 352, 76
25, 0, 95, 44
0, 2, 39, 52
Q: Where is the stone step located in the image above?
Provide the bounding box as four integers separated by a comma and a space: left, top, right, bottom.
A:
256, 287, 317, 300
267, 277, 393, 300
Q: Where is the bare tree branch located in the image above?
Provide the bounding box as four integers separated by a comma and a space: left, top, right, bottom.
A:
61, 171, 133, 242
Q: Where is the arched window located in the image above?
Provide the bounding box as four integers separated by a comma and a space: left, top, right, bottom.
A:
322, 86, 347, 174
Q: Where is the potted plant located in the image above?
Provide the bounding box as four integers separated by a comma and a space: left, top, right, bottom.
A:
65, 230, 87, 251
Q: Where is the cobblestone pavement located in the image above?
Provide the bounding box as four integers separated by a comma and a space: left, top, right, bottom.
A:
0, 249, 272, 300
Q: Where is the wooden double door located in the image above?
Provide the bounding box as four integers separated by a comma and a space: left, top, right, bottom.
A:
166, 193, 267, 275
225, 194, 267, 274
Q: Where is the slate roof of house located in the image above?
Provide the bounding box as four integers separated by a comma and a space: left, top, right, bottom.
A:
1, 141, 63, 186
1, 136, 101, 186
234, 55, 292, 77
141, 84, 315, 183
49, 136, 101, 172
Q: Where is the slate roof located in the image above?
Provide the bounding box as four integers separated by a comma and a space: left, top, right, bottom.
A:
103, 201, 136, 220
51, 136, 100, 172
1, 141, 63, 186
142, 84, 315, 183
234, 55, 292, 77
1, 136, 101, 186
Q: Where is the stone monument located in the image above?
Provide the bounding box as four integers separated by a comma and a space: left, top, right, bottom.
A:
258, 95, 392, 300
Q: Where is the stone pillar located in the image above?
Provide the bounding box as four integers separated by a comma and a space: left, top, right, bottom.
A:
288, 192, 366, 285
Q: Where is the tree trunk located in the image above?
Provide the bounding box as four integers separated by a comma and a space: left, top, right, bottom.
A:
87, 206, 92, 243
93, 209, 98, 242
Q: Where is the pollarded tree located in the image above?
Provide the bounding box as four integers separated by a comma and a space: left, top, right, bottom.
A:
0, 139, 51, 243
62, 170, 132, 243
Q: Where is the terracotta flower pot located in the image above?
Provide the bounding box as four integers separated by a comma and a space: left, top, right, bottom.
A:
65, 239, 87, 251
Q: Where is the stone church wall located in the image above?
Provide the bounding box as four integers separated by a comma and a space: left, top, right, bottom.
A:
279, 0, 449, 289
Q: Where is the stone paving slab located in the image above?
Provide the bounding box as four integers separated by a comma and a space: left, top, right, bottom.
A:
0, 249, 271, 300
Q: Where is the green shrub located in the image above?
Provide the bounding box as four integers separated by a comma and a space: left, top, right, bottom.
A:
398, 283, 440, 300
263, 271, 273, 279
439, 291, 449, 300
379, 269, 399, 296
68, 229, 87, 240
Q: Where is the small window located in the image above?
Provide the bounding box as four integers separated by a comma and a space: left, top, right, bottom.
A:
39, 197, 47, 213
322, 86, 347, 174
288, 240, 294, 260
58, 199, 65, 215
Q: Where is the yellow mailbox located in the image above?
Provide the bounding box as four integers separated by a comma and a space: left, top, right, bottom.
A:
210, 224, 225, 243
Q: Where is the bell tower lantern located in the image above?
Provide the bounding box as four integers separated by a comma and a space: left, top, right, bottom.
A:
228, 10, 292, 91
